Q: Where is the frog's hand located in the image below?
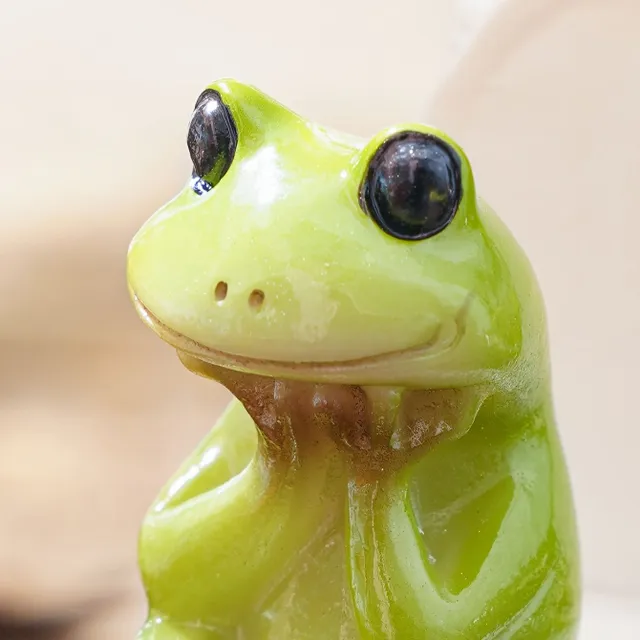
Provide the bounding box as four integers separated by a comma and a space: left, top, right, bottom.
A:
149, 399, 257, 513
139, 398, 346, 631
347, 429, 578, 639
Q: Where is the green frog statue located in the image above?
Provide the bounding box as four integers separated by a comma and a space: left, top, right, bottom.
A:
127, 79, 580, 639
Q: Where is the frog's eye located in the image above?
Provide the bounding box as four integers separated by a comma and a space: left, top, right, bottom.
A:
187, 89, 238, 195
360, 132, 462, 241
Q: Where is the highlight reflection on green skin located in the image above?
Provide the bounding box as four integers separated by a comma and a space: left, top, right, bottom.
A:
127, 79, 580, 639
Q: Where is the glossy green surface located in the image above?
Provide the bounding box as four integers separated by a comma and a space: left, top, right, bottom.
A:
127, 79, 580, 639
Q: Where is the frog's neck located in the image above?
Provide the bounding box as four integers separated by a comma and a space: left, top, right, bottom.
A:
214, 368, 375, 476
180, 354, 496, 479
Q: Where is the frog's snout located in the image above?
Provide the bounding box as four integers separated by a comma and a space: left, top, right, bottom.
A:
128, 227, 463, 364
213, 279, 266, 311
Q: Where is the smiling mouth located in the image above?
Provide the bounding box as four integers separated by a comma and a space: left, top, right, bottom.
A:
131, 293, 471, 378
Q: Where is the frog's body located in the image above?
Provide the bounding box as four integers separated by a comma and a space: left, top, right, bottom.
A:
127, 79, 580, 639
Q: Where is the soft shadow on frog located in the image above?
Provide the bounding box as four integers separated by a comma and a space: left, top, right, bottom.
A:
127, 80, 580, 639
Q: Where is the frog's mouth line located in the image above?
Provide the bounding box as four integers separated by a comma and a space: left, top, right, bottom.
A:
131, 293, 472, 378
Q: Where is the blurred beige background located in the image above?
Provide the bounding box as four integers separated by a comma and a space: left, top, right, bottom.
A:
1, 0, 638, 637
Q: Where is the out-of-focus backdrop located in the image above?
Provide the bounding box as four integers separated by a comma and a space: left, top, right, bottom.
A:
1, 0, 638, 637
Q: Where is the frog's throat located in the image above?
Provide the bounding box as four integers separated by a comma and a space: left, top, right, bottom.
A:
130, 293, 472, 382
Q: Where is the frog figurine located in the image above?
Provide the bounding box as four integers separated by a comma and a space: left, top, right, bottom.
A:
127, 79, 580, 639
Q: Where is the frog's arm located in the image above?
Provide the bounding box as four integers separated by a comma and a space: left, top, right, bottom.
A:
139, 388, 348, 632
348, 404, 579, 639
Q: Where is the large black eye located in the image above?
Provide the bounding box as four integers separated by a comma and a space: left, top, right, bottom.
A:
360, 132, 462, 240
187, 89, 238, 194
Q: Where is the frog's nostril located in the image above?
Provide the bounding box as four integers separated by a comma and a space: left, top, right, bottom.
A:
249, 289, 265, 310
214, 281, 228, 302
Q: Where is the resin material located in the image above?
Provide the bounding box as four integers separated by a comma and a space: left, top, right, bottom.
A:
127, 79, 580, 639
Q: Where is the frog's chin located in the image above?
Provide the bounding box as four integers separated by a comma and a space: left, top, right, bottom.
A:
131, 293, 470, 385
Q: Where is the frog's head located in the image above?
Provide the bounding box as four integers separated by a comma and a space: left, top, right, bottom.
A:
128, 79, 532, 390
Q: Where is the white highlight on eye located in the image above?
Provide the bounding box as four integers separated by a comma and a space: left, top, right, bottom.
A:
203, 100, 219, 115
